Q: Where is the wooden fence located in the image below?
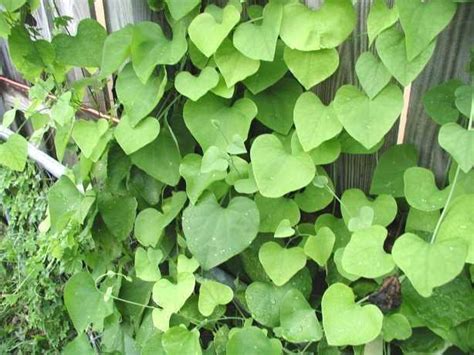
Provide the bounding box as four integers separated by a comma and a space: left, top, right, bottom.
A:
1, 0, 473, 193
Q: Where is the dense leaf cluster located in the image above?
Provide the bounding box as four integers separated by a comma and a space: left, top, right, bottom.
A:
1, 0, 474, 353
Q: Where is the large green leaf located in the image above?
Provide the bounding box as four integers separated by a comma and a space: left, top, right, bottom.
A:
72, 119, 109, 160
64, 272, 113, 333
280, 0, 355, 51
233, 1, 283, 61
183, 94, 257, 151
397, 0, 456, 61
322, 283, 383, 346
392, 232, 467, 297
334, 84, 403, 149
355, 52, 391, 99
114, 115, 160, 155
294, 91, 342, 151
251, 134, 315, 198
182, 194, 260, 269
152, 272, 195, 313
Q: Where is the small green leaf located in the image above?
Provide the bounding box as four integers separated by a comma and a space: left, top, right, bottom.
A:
114, 115, 160, 155
0, 133, 27, 172
280, 0, 355, 51
294, 91, 342, 151
175, 67, 220, 101
304, 227, 335, 267
274, 219, 295, 239
295, 166, 335, 213
183, 94, 257, 151
376, 27, 435, 86
52, 19, 107, 68
392, 232, 467, 297
341, 189, 397, 228
198, 280, 234, 316
162, 326, 202, 355
251, 134, 315, 198
334, 84, 403, 149
64, 272, 113, 333
347, 206, 374, 232
116, 63, 167, 126
255, 193, 300, 233
322, 283, 383, 346
50, 92, 75, 126
2, 108, 16, 128
165, 0, 200, 20
182, 195, 260, 269
177, 255, 200, 274
439, 123, 474, 173
455, 85, 472, 117
98, 192, 137, 240
135, 247, 163, 282
226, 327, 282, 355
397, 0, 456, 61
189, 4, 241, 57
404, 167, 449, 211
370, 144, 418, 197
215, 39, 260, 87
72, 119, 109, 160
284, 47, 339, 90
342, 225, 395, 278
152, 272, 195, 313
382, 314, 412, 342
355, 52, 392, 99
233, 1, 283, 61
259, 242, 307, 286
275, 289, 323, 343
367, 0, 398, 46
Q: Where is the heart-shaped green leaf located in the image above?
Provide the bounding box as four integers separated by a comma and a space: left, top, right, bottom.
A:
165, 0, 200, 20
116, 63, 167, 127
294, 91, 342, 151
245, 78, 302, 135
183, 94, 257, 151
198, 280, 234, 316
255, 194, 300, 233
201, 146, 229, 173
284, 47, 339, 90
98, 192, 137, 240
370, 144, 418, 197
0, 133, 27, 172
226, 327, 282, 355
295, 166, 335, 213
175, 67, 219, 101
180, 154, 227, 204
397, 0, 456, 61
322, 283, 383, 346
274, 219, 295, 239
367, 0, 398, 46
131, 20, 187, 83
382, 314, 412, 342
52, 19, 106, 67
280, 0, 355, 51
334, 84, 403, 149
100, 25, 133, 77
347, 206, 374, 232
342, 225, 395, 278
275, 289, 323, 343
439, 123, 474, 173
437, 195, 474, 263
135, 247, 163, 282
131, 125, 181, 186
152, 272, 195, 312
233, 1, 283, 61
341, 189, 397, 228
72, 119, 109, 160
404, 167, 449, 211
114, 115, 160, 155
182, 195, 259, 269
259, 242, 307, 286
251, 134, 315, 198
189, 4, 241, 57
455, 85, 472, 117
376, 27, 435, 87
304, 227, 335, 267
215, 39, 260, 87
423, 80, 463, 125
243, 40, 288, 94
162, 327, 202, 354
355, 52, 391, 99
392, 233, 467, 297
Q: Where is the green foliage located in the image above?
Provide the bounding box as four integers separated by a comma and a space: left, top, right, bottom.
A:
1, 0, 473, 353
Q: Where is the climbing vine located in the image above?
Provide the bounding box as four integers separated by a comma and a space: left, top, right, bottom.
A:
1, 0, 474, 353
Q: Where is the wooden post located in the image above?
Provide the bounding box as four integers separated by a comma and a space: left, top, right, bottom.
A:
397, 84, 412, 144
